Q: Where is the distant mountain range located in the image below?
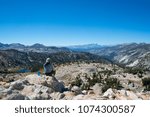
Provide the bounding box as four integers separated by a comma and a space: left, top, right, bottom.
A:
67, 44, 105, 51
0, 43, 109, 72
0, 42, 150, 71
72, 43, 150, 70
0, 43, 70, 53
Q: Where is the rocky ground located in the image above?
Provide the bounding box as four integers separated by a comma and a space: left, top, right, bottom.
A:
0, 63, 150, 100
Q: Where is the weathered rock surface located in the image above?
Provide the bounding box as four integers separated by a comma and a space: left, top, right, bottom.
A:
103, 88, 116, 99
11, 82, 24, 90
0, 63, 150, 100
6, 93, 29, 100
92, 83, 102, 95
25, 74, 65, 93
0, 74, 66, 100
50, 92, 65, 100
71, 86, 82, 95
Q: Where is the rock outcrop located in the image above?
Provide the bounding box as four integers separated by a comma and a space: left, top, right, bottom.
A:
0, 63, 150, 100
0, 74, 65, 100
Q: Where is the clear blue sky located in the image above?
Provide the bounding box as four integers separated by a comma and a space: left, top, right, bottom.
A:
0, 0, 150, 46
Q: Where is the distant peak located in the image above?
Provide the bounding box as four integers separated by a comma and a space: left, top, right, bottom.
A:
31, 43, 45, 48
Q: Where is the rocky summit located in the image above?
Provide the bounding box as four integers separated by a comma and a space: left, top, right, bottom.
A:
0, 63, 150, 100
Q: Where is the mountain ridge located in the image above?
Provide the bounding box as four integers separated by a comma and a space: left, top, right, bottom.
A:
0, 42, 71, 53
84, 43, 150, 70
0, 49, 110, 73
1, 42, 150, 70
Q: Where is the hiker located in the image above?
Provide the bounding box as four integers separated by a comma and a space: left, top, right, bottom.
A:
44, 58, 56, 76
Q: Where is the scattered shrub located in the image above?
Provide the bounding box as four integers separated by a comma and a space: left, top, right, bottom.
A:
102, 77, 122, 93
71, 75, 83, 87
70, 71, 122, 92
124, 68, 143, 74
124, 67, 144, 78
142, 77, 150, 91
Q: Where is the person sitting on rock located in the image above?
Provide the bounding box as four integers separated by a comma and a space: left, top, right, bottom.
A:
44, 58, 56, 76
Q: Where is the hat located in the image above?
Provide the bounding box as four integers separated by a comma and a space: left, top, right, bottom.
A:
46, 58, 51, 63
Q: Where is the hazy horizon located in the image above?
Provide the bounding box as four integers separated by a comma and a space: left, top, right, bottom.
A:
1, 41, 150, 47
0, 0, 150, 46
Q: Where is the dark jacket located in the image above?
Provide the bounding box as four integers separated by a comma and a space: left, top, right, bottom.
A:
44, 62, 54, 74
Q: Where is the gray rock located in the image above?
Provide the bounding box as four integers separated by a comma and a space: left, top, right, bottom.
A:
126, 91, 139, 100
6, 93, 28, 100
21, 86, 35, 96
27, 94, 41, 100
28, 93, 51, 100
71, 86, 82, 95
92, 83, 102, 95
118, 90, 128, 96
42, 77, 65, 93
40, 93, 51, 100
11, 82, 24, 90
0, 86, 6, 99
0, 86, 5, 91
4, 83, 10, 88
0, 92, 6, 99
82, 90, 88, 95
21, 84, 53, 100
22, 79, 30, 85
2, 88, 13, 95
25, 74, 65, 93
103, 88, 115, 99
34, 85, 53, 94
3, 75, 14, 83
50, 92, 65, 100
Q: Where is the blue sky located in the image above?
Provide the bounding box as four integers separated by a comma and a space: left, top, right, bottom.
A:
0, 0, 150, 46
